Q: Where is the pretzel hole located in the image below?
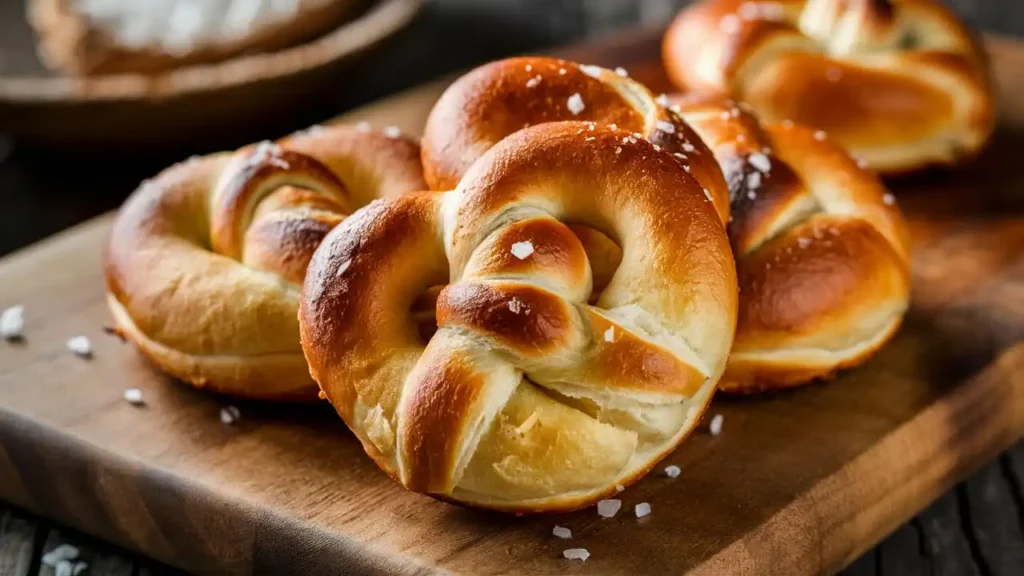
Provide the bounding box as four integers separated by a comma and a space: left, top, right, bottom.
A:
411, 285, 444, 342
567, 224, 623, 303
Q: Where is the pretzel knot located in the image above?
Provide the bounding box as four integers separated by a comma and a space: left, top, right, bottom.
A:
663, 0, 995, 173
300, 123, 738, 511
671, 94, 911, 392
105, 125, 425, 399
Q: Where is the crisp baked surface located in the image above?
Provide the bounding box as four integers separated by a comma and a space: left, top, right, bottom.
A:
662, 0, 995, 174
669, 93, 911, 392
28, 0, 364, 75
105, 124, 426, 399
421, 56, 732, 223
300, 121, 738, 512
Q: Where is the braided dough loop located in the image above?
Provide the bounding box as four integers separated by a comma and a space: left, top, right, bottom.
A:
105, 125, 426, 399
670, 93, 911, 392
421, 56, 731, 223
300, 123, 737, 511
663, 0, 995, 174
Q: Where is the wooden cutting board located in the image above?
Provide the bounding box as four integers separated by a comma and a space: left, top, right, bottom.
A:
1, 28, 1024, 576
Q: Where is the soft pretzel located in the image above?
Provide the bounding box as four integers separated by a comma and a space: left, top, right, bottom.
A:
421, 56, 731, 223
300, 123, 737, 511
668, 93, 910, 392
663, 0, 995, 174
105, 124, 426, 399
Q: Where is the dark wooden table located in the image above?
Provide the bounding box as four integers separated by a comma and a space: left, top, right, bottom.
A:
1, 1, 1023, 575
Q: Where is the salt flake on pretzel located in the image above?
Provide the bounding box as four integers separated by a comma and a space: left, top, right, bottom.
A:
300, 123, 737, 512
105, 125, 426, 399
421, 56, 732, 223
663, 0, 995, 174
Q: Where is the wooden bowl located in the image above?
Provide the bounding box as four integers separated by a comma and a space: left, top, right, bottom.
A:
0, 0, 422, 146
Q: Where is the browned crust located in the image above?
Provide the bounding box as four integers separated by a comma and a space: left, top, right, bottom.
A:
662, 0, 996, 174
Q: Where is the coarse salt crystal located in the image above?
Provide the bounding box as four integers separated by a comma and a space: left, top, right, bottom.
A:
220, 405, 241, 425
559, 67, 567, 75
635, 502, 652, 518
703, 187, 714, 202
720, 14, 740, 33
567, 93, 585, 115
604, 326, 615, 342
336, 260, 351, 277
748, 152, 771, 173
67, 336, 92, 358
683, 165, 691, 172
814, 130, 827, 141
597, 498, 622, 517
54, 561, 73, 576
525, 64, 533, 72
614, 67, 629, 77
615, 147, 622, 154
653, 144, 662, 152
526, 75, 542, 88
883, 193, 896, 205
656, 94, 670, 106
674, 152, 687, 160
508, 297, 527, 315
615, 484, 625, 492
747, 171, 762, 189
1, 305, 24, 340
123, 388, 144, 405
355, 121, 372, 132
552, 525, 572, 539
709, 414, 724, 436
383, 126, 402, 139
747, 190, 757, 200
579, 64, 602, 78
683, 142, 696, 152
665, 464, 681, 478
511, 241, 534, 259
655, 120, 676, 134
42, 544, 79, 566
563, 548, 590, 561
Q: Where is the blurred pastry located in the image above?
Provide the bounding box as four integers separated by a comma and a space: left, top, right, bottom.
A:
29, 0, 365, 75
663, 0, 995, 173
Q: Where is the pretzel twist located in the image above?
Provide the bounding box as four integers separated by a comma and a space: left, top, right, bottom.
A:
670, 94, 911, 391
422, 56, 732, 223
663, 0, 995, 173
105, 125, 426, 399
300, 123, 737, 511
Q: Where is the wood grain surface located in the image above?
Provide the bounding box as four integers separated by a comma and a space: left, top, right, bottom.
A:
0, 28, 1023, 576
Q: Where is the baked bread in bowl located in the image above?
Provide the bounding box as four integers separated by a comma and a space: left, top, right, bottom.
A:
29, 0, 367, 75
105, 124, 426, 399
669, 93, 912, 392
299, 123, 738, 512
662, 0, 995, 174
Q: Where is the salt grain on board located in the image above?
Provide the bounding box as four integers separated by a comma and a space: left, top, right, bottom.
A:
67, 336, 92, 358
1, 305, 24, 340
42, 544, 79, 566
552, 525, 572, 539
563, 548, 590, 561
220, 405, 241, 425
635, 502, 652, 518
123, 388, 144, 405
511, 241, 534, 260
567, 93, 586, 115
665, 464, 681, 478
709, 414, 724, 436
597, 498, 622, 517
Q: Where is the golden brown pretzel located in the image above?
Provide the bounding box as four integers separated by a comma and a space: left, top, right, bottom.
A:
421, 56, 731, 223
670, 93, 911, 392
300, 123, 737, 511
105, 124, 426, 399
663, 0, 995, 174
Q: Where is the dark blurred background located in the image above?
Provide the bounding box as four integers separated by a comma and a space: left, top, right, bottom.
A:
0, 0, 1021, 258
